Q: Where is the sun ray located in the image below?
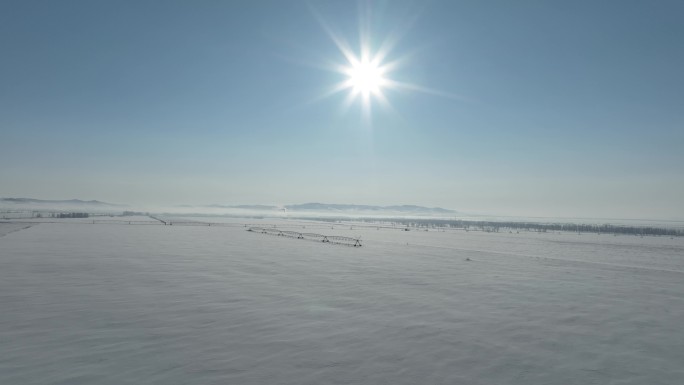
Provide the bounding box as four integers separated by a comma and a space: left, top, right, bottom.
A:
384, 80, 471, 102
304, 2, 462, 118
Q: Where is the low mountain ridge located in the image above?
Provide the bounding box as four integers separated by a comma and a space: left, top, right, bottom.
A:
284, 203, 455, 214
0, 198, 123, 207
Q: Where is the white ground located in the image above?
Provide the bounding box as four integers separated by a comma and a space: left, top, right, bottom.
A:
1, 218, 683, 384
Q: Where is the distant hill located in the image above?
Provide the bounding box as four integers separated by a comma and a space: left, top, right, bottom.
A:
208, 204, 280, 210
0, 198, 123, 207
197, 202, 456, 215
284, 203, 456, 214
1, 198, 455, 215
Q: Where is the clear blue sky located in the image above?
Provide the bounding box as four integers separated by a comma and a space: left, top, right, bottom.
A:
1, 0, 683, 219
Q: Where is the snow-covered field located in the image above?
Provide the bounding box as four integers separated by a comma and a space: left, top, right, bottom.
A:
1, 218, 683, 384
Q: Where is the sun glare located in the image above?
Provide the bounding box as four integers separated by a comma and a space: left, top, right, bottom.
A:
346, 58, 386, 96
311, 4, 458, 117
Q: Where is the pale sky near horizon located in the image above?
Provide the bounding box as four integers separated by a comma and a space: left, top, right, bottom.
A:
1, 1, 683, 220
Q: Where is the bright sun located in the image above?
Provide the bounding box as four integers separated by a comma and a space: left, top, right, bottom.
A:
345, 58, 387, 96
314, 5, 455, 115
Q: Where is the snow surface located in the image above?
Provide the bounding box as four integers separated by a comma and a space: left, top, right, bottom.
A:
1, 219, 683, 384
0, 222, 33, 238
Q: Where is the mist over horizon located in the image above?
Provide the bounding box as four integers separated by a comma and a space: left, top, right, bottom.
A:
3, 196, 684, 225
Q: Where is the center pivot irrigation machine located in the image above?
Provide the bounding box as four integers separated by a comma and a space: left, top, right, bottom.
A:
248, 227, 362, 247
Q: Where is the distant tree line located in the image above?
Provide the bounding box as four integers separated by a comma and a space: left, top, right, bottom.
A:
122, 211, 149, 216
297, 216, 684, 237
51, 212, 89, 218
381, 219, 684, 237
